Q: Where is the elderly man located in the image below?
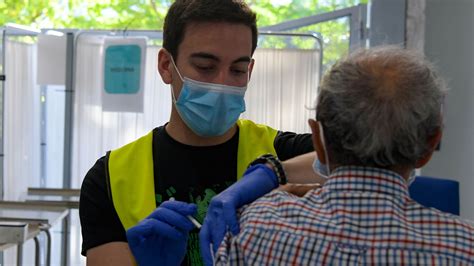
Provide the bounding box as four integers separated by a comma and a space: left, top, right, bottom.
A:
212, 46, 474, 265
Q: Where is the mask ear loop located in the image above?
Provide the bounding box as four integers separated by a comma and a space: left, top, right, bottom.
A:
318, 121, 331, 176
169, 54, 184, 81
407, 170, 417, 186
169, 54, 184, 103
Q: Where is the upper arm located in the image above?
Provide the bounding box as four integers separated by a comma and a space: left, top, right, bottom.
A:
274, 132, 314, 160
86, 242, 134, 266
80, 157, 128, 256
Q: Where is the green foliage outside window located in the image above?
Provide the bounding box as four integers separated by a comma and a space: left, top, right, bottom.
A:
0, 0, 367, 68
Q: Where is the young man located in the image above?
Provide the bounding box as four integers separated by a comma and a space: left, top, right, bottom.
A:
80, 0, 321, 265
212, 46, 474, 265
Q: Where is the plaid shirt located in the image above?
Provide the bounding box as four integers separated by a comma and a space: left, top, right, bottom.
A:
215, 166, 474, 265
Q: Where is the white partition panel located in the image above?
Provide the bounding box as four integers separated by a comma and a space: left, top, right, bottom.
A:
4, 40, 40, 200
243, 48, 320, 133
4, 39, 41, 266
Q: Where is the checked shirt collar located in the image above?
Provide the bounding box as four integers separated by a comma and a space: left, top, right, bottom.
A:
323, 165, 410, 199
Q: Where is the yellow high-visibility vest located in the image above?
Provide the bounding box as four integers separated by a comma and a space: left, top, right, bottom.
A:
108, 119, 278, 230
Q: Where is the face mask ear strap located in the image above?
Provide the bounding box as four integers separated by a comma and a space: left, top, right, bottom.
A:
168, 53, 184, 104
170, 84, 178, 103
318, 121, 331, 175
169, 54, 184, 82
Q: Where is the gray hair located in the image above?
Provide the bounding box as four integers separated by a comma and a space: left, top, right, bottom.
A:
316, 46, 448, 167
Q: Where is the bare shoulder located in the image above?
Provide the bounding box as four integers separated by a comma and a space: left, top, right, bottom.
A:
86, 242, 134, 266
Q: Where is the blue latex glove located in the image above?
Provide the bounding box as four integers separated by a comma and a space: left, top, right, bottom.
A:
126, 200, 197, 266
199, 164, 278, 265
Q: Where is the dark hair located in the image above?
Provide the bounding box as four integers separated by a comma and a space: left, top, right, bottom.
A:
163, 0, 258, 60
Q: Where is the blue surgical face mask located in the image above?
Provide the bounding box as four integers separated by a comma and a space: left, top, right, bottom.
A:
312, 158, 329, 179
312, 122, 331, 179
170, 57, 247, 137
407, 170, 417, 186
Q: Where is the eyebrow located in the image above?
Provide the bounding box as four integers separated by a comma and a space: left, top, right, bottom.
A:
190, 52, 251, 64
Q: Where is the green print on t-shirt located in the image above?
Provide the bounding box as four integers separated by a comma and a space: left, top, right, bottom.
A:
191, 188, 217, 222
186, 188, 217, 265
155, 183, 233, 265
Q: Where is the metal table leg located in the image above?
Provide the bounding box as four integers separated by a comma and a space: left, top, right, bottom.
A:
60, 214, 70, 266
33, 236, 40, 266
16, 243, 23, 266
41, 228, 52, 266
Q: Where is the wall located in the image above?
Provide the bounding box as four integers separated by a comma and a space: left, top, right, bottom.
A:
369, 0, 406, 47
422, 0, 474, 219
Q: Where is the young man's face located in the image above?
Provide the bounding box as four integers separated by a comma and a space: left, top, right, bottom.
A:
170, 21, 254, 93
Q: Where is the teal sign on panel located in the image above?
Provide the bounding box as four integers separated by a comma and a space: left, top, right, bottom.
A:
104, 45, 142, 94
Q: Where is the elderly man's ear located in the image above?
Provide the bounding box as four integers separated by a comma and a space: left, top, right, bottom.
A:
415, 128, 443, 168
308, 119, 327, 165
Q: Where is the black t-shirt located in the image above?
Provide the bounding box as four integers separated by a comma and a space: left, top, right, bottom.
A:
79, 125, 312, 265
